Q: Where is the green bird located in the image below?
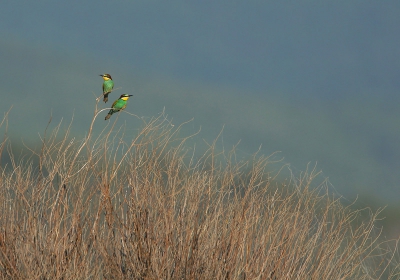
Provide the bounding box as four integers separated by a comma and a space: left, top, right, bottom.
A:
105, 94, 133, 120
100, 74, 114, 103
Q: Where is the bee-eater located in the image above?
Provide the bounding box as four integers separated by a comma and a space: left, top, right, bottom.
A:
100, 74, 114, 103
105, 94, 133, 120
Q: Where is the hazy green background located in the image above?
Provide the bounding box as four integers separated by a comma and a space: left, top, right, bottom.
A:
1, 2, 400, 234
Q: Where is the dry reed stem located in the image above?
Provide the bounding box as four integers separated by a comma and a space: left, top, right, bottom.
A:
0, 106, 398, 279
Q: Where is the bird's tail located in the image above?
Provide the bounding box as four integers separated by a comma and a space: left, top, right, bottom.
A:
105, 109, 113, 120
103, 93, 109, 103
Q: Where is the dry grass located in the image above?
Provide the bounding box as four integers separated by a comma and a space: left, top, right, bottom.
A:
0, 106, 398, 279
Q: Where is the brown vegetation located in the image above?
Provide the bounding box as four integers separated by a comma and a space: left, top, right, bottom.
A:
0, 108, 398, 279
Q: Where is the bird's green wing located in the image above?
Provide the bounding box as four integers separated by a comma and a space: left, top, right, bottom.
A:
111, 99, 119, 109
103, 80, 114, 94
114, 99, 128, 110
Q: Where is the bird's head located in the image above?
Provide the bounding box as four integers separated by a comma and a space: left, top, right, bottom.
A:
119, 94, 133, 101
100, 74, 112, 80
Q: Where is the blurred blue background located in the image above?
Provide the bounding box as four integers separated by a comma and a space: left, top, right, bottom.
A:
1, 1, 400, 235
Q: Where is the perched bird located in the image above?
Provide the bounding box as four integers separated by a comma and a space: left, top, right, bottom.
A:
105, 94, 133, 120
99, 74, 114, 103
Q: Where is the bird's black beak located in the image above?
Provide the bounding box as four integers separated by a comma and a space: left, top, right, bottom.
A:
128, 95, 133, 97
99, 74, 103, 77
